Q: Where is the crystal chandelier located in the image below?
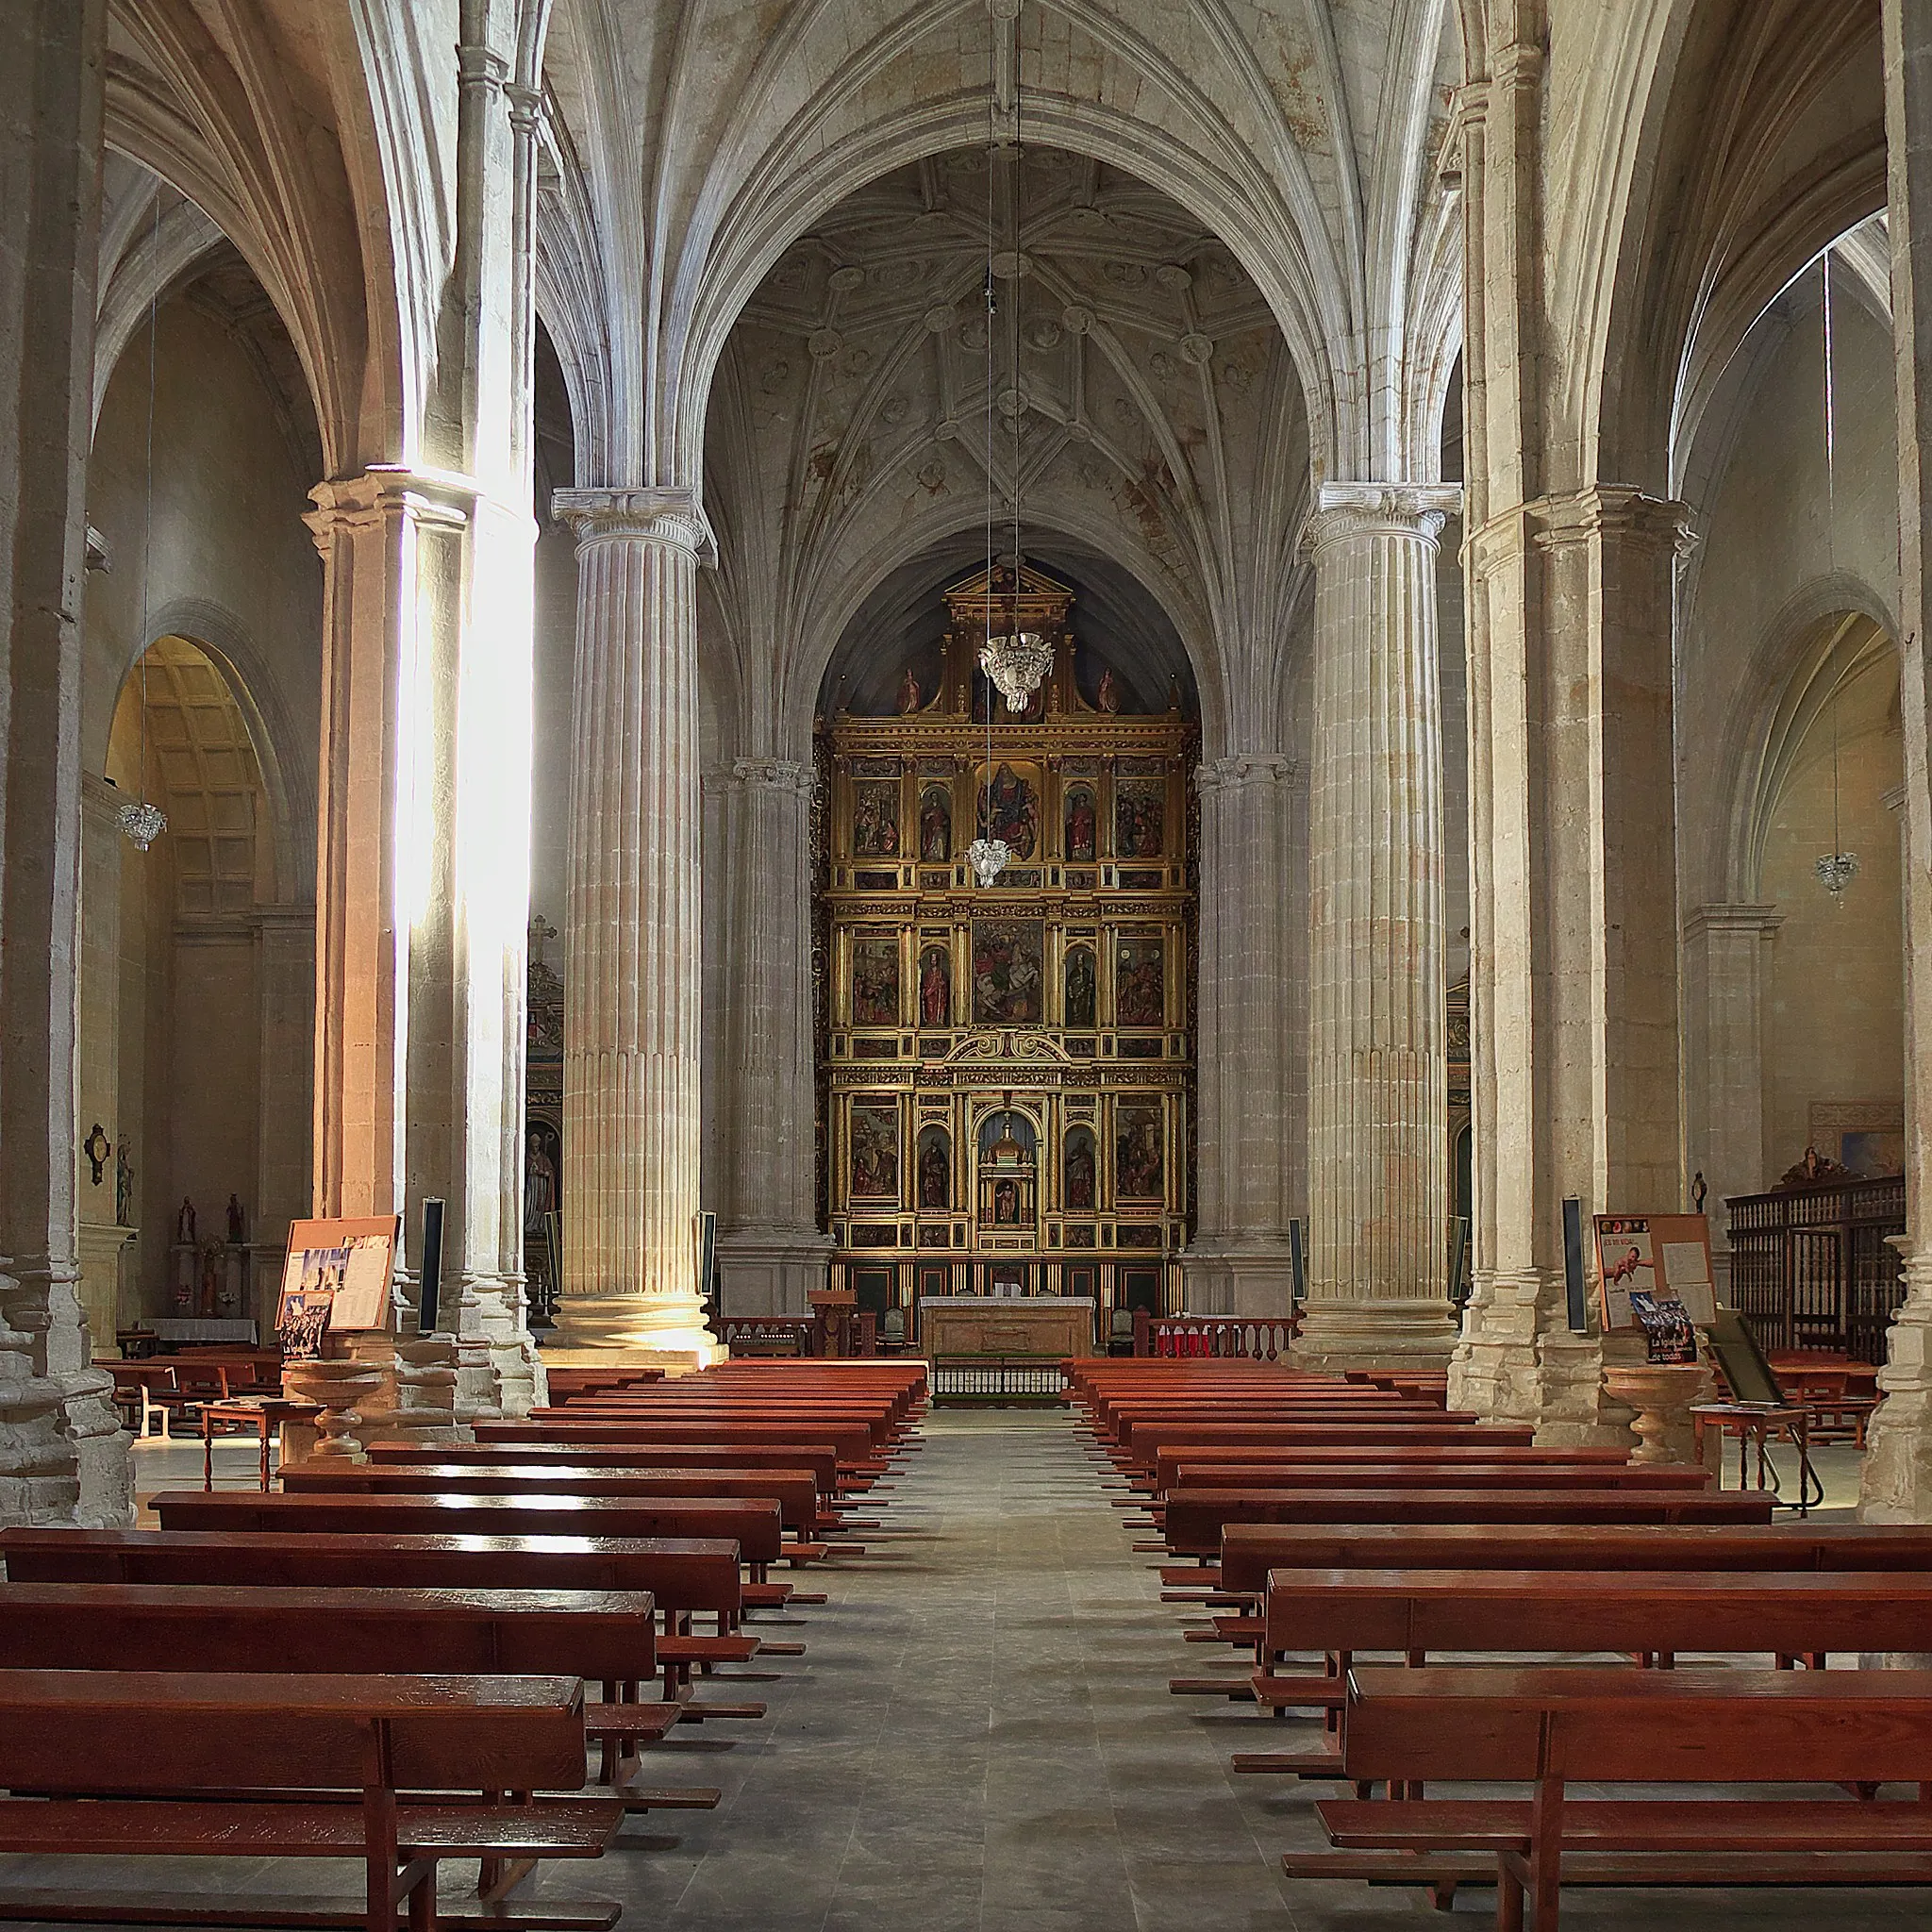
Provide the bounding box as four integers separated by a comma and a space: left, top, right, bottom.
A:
1816, 848, 1858, 900
967, 834, 1011, 889
978, 628, 1053, 708
117, 798, 166, 850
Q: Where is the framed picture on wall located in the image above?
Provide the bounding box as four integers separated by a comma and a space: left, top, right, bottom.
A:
1808, 1101, 1906, 1179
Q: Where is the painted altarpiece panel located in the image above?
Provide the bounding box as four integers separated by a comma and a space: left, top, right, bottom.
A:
849, 1100, 901, 1201
850, 937, 901, 1026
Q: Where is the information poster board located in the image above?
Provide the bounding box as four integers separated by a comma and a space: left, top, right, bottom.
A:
1592, 1212, 1718, 1359
275, 1214, 401, 1357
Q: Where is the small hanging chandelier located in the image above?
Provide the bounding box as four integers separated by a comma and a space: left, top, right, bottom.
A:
121, 182, 167, 854
967, 831, 1011, 889
1814, 244, 1855, 907
1815, 849, 1858, 899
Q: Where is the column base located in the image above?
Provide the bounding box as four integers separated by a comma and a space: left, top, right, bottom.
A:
716, 1226, 833, 1318
1180, 1237, 1297, 1318
1291, 1297, 1461, 1374
1859, 1259, 1932, 1523
542, 1291, 724, 1371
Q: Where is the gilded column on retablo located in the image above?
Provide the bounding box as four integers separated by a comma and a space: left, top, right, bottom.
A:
549, 488, 720, 1364
1293, 483, 1462, 1370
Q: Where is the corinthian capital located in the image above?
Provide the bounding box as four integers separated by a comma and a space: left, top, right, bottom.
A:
1299, 480, 1464, 558
552, 486, 716, 562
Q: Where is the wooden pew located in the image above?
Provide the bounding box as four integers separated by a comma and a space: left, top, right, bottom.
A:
1286, 1666, 1932, 1928
3, 1524, 765, 1711
280, 1462, 830, 1541
1247, 1566, 1932, 1738
0, 1579, 707, 1807
1149, 1443, 1635, 1494
0, 1668, 622, 1932
528, 1403, 901, 1452
150, 1488, 789, 1572
478, 1420, 876, 1466
1215, 1521, 1932, 1597
370, 1439, 843, 1501
1160, 1463, 1712, 1495
1118, 1423, 1537, 1478
1161, 1487, 1774, 1559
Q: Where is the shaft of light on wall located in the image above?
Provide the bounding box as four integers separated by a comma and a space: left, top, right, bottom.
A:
454, 506, 537, 958
391, 546, 441, 936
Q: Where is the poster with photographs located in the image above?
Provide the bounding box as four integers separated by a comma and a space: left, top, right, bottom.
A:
276, 1214, 401, 1355
1593, 1212, 1716, 1350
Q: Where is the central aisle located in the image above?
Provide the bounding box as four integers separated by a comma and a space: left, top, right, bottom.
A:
582, 1407, 1298, 1931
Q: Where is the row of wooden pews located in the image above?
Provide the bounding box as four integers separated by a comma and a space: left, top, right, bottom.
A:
0, 1356, 926, 1932
1071, 1356, 1932, 1928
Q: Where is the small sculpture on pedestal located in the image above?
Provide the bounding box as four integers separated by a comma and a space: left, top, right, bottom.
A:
115, 1140, 132, 1228
175, 1197, 197, 1246
226, 1193, 246, 1244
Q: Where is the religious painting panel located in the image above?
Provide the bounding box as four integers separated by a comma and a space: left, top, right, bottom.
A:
977, 761, 1041, 858
972, 919, 1045, 1024
1064, 785, 1097, 861
1115, 776, 1165, 857
850, 937, 901, 1026
1115, 938, 1165, 1027
918, 785, 953, 860
1063, 1126, 1098, 1212
849, 1100, 901, 1201
851, 779, 902, 857
1063, 944, 1097, 1029
916, 1125, 952, 1210
1115, 1100, 1165, 1200
917, 944, 952, 1027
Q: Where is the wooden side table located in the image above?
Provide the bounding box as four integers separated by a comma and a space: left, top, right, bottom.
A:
1691, 1401, 1819, 1515
201, 1396, 324, 1491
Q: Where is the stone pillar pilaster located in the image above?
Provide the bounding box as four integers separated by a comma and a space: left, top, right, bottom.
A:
1185, 753, 1301, 1315
75, 773, 126, 1350
306, 464, 544, 1413
0, 0, 128, 1526
1681, 903, 1781, 1297
714, 757, 831, 1317
252, 907, 314, 1320
1452, 485, 1692, 1441
548, 488, 720, 1364
1861, 0, 1932, 1520
1293, 483, 1462, 1370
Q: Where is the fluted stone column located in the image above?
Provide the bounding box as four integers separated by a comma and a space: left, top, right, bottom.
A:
548, 488, 719, 1362
1862, 0, 1932, 1520
1185, 754, 1302, 1314
715, 757, 832, 1316
1291, 484, 1462, 1369
1681, 904, 1781, 1299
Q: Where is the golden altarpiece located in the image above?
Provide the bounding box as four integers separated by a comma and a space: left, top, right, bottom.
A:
818, 566, 1196, 1334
